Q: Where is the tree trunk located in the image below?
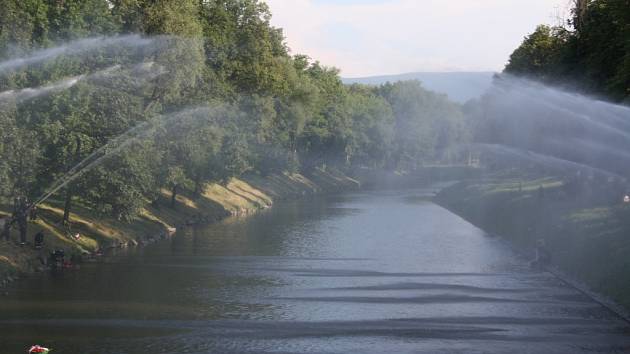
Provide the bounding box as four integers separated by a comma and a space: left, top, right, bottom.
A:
574, 0, 588, 35
62, 136, 82, 225
62, 187, 73, 225
194, 177, 202, 198
170, 185, 178, 208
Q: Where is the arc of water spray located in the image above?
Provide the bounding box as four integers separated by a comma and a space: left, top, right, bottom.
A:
33, 106, 217, 207
473, 143, 625, 179
491, 78, 630, 142
0, 35, 155, 75
0, 75, 84, 103
0, 60, 172, 207
0, 62, 167, 104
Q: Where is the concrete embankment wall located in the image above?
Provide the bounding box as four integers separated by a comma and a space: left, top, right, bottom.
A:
434, 176, 630, 311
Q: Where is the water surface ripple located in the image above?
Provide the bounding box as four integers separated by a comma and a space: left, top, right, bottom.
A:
1, 189, 629, 353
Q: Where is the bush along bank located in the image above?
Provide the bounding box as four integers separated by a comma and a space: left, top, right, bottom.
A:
434, 171, 630, 311
0, 167, 360, 287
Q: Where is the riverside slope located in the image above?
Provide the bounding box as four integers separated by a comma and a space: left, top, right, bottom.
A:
0, 168, 360, 285
435, 175, 630, 312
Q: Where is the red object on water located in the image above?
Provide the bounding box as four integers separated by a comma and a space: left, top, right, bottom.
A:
28, 345, 50, 353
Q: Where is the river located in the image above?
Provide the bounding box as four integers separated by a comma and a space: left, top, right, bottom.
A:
1, 187, 629, 353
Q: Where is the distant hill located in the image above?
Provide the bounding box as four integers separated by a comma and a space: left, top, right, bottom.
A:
342, 72, 496, 103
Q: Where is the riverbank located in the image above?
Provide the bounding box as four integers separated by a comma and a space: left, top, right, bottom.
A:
0, 167, 360, 286
434, 171, 630, 310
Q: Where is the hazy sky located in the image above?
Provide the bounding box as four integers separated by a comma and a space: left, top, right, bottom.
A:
266, 0, 570, 77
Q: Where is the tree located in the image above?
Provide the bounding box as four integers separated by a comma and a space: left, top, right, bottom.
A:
0, 103, 41, 198
0, 0, 49, 59
505, 25, 570, 81
377, 81, 463, 170
505, 0, 630, 101
0, 0, 470, 226
45, 0, 118, 41
345, 85, 394, 168
80, 140, 161, 221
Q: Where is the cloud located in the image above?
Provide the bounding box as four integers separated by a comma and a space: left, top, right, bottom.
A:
266, 0, 570, 77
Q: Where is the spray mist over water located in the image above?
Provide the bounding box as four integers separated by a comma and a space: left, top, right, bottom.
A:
494, 79, 630, 142
475, 76, 630, 178
473, 143, 625, 181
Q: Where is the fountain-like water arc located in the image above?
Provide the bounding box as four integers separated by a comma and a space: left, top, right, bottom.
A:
0, 35, 155, 75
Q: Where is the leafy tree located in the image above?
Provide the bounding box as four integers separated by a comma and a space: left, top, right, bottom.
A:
45, 0, 118, 40
0, 0, 469, 224
505, 0, 630, 101
80, 140, 161, 221
505, 25, 570, 82
345, 85, 394, 168
378, 81, 462, 170
0, 103, 41, 198
0, 0, 49, 58
299, 60, 352, 169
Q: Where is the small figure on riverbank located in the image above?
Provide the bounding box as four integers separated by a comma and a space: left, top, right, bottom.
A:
0, 216, 11, 241
531, 238, 551, 269
34, 231, 44, 249
624, 195, 630, 204
28, 345, 51, 354
49, 249, 65, 269
29, 205, 38, 221
13, 197, 30, 245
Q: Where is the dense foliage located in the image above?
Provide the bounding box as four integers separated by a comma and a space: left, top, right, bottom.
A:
505, 0, 630, 102
0, 0, 465, 222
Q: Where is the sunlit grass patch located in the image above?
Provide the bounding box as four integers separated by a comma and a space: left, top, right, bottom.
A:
565, 207, 620, 235
139, 208, 173, 229
204, 182, 257, 213
226, 179, 273, 207
483, 177, 563, 195
568, 207, 614, 223
160, 189, 199, 209
0, 254, 17, 273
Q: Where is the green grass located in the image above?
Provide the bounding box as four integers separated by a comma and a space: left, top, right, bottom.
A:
567, 207, 614, 223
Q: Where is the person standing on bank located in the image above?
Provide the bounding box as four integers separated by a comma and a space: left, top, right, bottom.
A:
34, 231, 44, 249
13, 197, 29, 245
0, 216, 11, 241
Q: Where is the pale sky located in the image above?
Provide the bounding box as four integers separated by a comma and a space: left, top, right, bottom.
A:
265, 0, 571, 77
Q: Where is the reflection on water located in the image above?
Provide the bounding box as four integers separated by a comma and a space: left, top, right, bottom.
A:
1, 189, 629, 353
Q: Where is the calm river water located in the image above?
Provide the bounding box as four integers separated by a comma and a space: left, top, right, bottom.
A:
1, 188, 629, 353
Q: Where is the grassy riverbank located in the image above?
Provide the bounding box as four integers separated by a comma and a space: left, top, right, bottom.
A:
435, 171, 630, 309
0, 168, 360, 285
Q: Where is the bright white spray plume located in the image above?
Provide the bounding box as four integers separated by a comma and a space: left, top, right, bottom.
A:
0, 75, 84, 103
472, 75, 630, 178
0, 62, 167, 104
0, 35, 154, 74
